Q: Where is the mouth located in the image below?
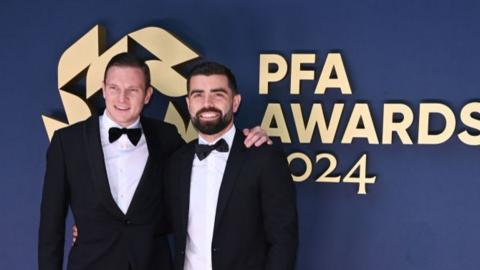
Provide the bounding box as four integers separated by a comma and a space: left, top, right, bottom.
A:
196, 108, 222, 121
198, 111, 221, 120
114, 105, 130, 111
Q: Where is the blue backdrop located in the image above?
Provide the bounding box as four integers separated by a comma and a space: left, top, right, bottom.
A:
1, 0, 480, 269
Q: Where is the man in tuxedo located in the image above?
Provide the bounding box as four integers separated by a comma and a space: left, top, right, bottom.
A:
165, 62, 298, 270
39, 53, 270, 270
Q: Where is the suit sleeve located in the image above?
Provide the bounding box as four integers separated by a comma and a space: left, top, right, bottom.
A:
170, 129, 186, 154
161, 125, 184, 233
260, 147, 298, 270
38, 131, 70, 270
162, 156, 175, 234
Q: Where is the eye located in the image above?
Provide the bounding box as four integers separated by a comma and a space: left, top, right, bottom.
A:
126, 88, 141, 96
190, 91, 202, 98
215, 92, 227, 98
108, 85, 119, 92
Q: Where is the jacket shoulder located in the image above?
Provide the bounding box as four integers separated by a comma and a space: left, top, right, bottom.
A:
142, 116, 180, 134
51, 116, 95, 139
246, 143, 287, 160
141, 115, 186, 155
169, 138, 196, 160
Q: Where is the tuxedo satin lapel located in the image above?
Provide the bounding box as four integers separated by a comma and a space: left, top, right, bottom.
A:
84, 116, 125, 219
178, 143, 196, 243
213, 132, 247, 233
126, 118, 157, 217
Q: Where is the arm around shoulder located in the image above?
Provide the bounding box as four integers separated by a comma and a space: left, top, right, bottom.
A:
260, 147, 298, 270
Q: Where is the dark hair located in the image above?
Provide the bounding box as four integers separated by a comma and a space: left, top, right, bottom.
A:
187, 61, 238, 94
104, 52, 151, 88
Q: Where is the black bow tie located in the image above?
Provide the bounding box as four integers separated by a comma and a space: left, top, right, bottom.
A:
108, 127, 142, 146
195, 138, 229, 160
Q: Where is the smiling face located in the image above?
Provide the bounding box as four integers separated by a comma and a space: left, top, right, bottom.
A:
102, 66, 153, 127
187, 74, 241, 140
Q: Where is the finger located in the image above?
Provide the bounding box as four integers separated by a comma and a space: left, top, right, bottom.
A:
247, 128, 262, 138
72, 224, 78, 244
246, 134, 261, 148
244, 132, 259, 148
243, 128, 250, 136
248, 129, 270, 145
244, 136, 253, 148
254, 136, 268, 147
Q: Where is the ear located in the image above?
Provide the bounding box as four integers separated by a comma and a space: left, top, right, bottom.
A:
144, 86, 153, 104
232, 94, 241, 113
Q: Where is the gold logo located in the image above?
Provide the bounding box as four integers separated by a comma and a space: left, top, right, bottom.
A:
42, 25, 199, 142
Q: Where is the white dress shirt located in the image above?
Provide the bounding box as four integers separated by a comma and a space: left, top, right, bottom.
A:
99, 111, 149, 214
184, 126, 236, 270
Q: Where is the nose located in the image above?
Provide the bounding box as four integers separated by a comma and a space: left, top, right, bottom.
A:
118, 90, 128, 103
203, 94, 214, 107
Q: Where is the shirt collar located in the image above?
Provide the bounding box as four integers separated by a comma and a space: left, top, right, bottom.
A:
198, 125, 236, 151
100, 109, 141, 131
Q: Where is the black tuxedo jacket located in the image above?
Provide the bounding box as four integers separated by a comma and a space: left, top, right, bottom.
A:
165, 132, 298, 270
39, 115, 184, 270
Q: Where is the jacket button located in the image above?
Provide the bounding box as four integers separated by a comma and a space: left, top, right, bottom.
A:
124, 219, 132, 225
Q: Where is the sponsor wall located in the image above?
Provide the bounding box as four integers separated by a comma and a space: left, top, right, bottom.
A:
1, 0, 480, 269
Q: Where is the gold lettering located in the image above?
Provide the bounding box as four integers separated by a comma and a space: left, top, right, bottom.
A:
418, 103, 455, 144
315, 153, 341, 183
315, 53, 352, 95
259, 54, 288, 95
291, 103, 344, 144
341, 103, 379, 144
343, 154, 376, 195
287, 152, 312, 182
290, 53, 315, 95
260, 103, 291, 143
382, 103, 414, 144
458, 102, 480, 146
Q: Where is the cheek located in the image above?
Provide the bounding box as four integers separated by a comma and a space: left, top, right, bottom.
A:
188, 100, 200, 110
135, 100, 145, 110
104, 96, 114, 107
189, 103, 202, 116
189, 105, 199, 115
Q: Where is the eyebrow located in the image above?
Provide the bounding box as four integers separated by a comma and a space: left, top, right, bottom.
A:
189, 88, 228, 95
126, 86, 142, 90
210, 88, 228, 94
189, 89, 204, 95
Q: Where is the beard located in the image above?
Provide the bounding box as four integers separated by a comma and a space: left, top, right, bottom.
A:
191, 107, 233, 135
